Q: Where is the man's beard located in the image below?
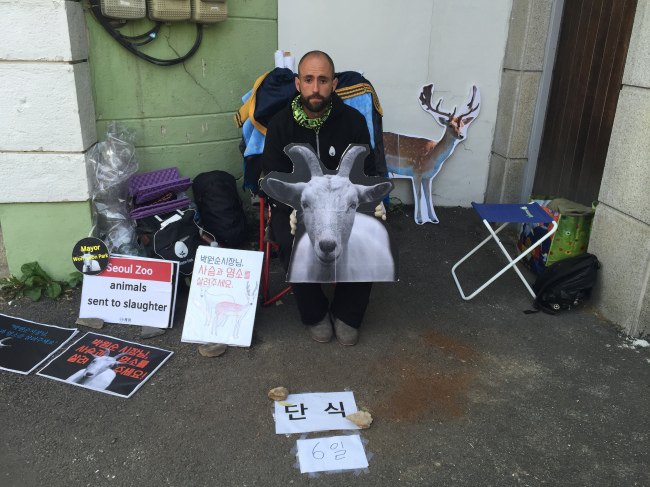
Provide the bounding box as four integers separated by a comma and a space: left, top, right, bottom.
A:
300, 93, 331, 114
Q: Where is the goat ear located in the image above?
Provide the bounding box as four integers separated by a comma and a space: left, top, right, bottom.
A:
261, 178, 305, 209
357, 182, 393, 204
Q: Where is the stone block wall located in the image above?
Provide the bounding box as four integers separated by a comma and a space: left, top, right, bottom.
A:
487, 0, 554, 204
590, 0, 650, 337
0, 0, 95, 279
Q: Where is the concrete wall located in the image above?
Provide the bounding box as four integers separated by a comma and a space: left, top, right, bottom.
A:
85, 2, 277, 185
278, 0, 512, 207
0, 0, 95, 279
486, 0, 555, 204
589, 0, 650, 337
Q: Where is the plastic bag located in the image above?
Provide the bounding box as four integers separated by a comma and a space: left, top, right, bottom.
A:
86, 121, 142, 255
517, 196, 596, 274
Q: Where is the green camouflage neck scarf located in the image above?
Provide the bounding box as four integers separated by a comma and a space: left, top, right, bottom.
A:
291, 95, 331, 131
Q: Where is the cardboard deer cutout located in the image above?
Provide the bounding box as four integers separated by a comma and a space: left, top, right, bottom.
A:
384, 83, 481, 224
261, 143, 398, 283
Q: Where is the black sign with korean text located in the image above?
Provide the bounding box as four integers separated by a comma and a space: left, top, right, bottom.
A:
0, 313, 78, 375
37, 332, 173, 398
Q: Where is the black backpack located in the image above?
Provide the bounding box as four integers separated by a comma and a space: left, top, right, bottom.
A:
192, 171, 248, 248
136, 208, 209, 276
526, 253, 600, 315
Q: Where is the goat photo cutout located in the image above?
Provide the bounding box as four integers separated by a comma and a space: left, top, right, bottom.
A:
261, 143, 398, 283
384, 83, 481, 225
65, 347, 127, 391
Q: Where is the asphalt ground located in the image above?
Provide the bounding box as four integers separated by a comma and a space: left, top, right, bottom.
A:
1, 206, 648, 487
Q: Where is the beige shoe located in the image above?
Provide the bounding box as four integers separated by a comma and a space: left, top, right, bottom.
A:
309, 314, 333, 343
333, 318, 359, 346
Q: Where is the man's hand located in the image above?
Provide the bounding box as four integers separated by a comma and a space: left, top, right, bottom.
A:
290, 209, 297, 235
375, 202, 386, 221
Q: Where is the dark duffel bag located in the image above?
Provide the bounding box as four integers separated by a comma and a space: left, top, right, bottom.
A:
192, 170, 248, 247
136, 208, 206, 276
525, 253, 600, 315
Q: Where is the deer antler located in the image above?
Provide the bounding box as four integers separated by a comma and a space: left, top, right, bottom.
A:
457, 85, 480, 120
418, 84, 456, 121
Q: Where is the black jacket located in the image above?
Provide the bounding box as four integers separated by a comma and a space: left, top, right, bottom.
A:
262, 92, 377, 196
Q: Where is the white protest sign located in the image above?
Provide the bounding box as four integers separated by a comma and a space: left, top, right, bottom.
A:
79, 255, 177, 328
297, 435, 368, 474
274, 392, 360, 434
182, 246, 263, 347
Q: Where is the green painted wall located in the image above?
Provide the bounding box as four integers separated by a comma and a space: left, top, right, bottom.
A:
0, 3, 277, 281
0, 202, 93, 280
85, 0, 278, 183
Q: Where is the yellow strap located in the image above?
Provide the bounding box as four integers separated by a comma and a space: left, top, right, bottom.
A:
336, 83, 383, 117
234, 71, 270, 135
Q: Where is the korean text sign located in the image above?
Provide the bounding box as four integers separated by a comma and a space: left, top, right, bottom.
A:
274, 392, 360, 434
37, 332, 173, 398
182, 246, 263, 347
297, 435, 368, 474
0, 313, 78, 374
79, 255, 177, 328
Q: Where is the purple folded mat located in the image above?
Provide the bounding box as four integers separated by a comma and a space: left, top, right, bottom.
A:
129, 167, 180, 196
135, 177, 192, 204
130, 197, 191, 219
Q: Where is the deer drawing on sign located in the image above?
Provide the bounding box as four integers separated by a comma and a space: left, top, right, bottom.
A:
197, 284, 234, 328
384, 83, 480, 224
206, 281, 258, 339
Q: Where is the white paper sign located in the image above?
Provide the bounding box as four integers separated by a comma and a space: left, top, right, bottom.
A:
275, 392, 360, 434
297, 435, 368, 474
79, 255, 177, 328
182, 246, 263, 347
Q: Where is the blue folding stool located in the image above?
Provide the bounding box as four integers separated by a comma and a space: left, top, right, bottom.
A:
452, 202, 558, 300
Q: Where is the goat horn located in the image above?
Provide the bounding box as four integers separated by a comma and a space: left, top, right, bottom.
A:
285, 144, 323, 177
113, 353, 129, 361
101, 347, 112, 356
337, 145, 369, 178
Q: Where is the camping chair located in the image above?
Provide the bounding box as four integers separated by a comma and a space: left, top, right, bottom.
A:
451, 202, 558, 300
259, 196, 292, 307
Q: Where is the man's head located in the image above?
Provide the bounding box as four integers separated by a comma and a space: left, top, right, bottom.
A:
295, 51, 338, 119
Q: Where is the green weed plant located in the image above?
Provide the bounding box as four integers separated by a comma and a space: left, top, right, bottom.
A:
1, 262, 82, 301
